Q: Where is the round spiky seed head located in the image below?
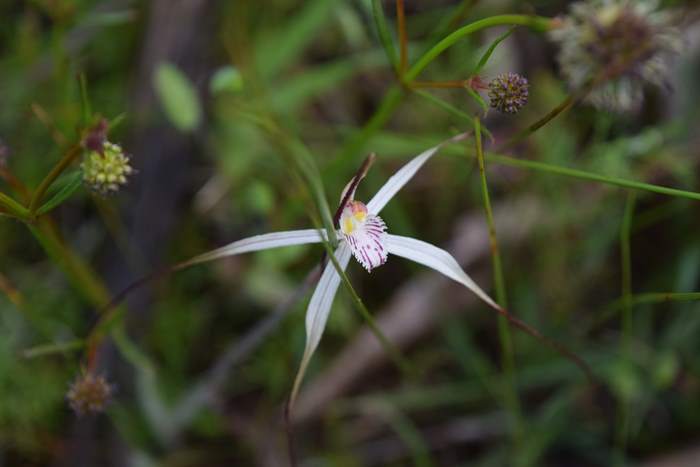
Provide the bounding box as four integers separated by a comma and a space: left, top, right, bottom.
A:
81, 142, 133, 194
548, 0, 683, 112
488, 73, 529, 114
66, 373, 113, 415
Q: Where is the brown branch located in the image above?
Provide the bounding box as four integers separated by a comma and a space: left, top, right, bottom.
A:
396, 0, 408, 75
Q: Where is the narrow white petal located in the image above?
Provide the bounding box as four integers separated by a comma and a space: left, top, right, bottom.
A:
366, 133, 469, 215
385, 234, 499, 310
366, 146, 440, 215
291, 243, 352, 405
304, 244, 352, 357
179, 229, 327, 268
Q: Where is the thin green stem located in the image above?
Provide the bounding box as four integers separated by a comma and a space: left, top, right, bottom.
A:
497, 95, 576, 152
323, 242, 414, 378
371, 0, 399, 72
620, 193, 636, 349
483, 152, 700, 202
22, 339, 84, 359
241, 111, 339, 246
615, 193, 636, 466
29, 144, 82, 215
405, 15, 552, 82
474, 117, 523, 444
414, 91, 494, 142
338, 15, 551, 164
583, 292, 700, 334
28, 219, 110, 306
0, 191, 30, 219
628, 292, 700, 305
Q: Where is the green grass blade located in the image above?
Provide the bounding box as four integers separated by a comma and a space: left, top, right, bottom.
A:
36, 171, 83, 216
485, 152, 700, 202
255, 0, 336, 78
370, 0, 399, 71
472, 26, 516, 75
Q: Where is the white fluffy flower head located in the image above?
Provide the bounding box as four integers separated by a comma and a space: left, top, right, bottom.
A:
549, 0, 683, 112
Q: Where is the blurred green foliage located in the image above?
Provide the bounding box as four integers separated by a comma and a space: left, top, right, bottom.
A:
1, 1, 700, 466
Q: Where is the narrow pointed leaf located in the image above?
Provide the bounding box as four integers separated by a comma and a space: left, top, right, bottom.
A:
290, 244, 352, 405
367, 133, 469, 215
472, 26, 516, 75
177, 229, 327, 269
36, 172, 83, 216
385, 234, 499, 310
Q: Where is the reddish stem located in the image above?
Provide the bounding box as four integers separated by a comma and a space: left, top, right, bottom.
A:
397, 0, 408, 74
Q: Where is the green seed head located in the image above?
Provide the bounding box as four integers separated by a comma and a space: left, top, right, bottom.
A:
81, 142, 133, 194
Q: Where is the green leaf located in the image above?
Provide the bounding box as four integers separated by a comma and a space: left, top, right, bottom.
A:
370, 0, 399, 71
413, 90, 494, 142
153, 63, 202, 132
255, 0, 335, 78
36, 171, 83, 216
271, 49, 386, 112
210, 65, 244, 94
472, 26, 516, 75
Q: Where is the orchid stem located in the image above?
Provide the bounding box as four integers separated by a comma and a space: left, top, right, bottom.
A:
474, 117, 523, 444
323, 244, 415, 379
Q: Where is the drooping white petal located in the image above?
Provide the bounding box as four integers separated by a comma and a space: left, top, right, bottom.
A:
177, 229, 327, 269
385, 234, 499, 310
366, 133, 469, 215
291, 243, 352, 405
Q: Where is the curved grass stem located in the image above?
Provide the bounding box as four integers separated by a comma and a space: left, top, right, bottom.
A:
474, 117, 523, 444
405, 15, 552, 82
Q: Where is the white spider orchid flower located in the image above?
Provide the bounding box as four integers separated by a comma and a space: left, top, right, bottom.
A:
180, 134, 500, 404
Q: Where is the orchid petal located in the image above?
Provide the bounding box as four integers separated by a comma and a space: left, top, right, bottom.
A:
291, 243, 352, 405
178, 229, 327, 269
366, 133, 469, 215
366, 146, 441, 215
385, 234, 499, 310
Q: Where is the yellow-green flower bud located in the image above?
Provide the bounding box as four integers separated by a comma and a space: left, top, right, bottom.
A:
81, 142, 133, 194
